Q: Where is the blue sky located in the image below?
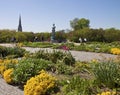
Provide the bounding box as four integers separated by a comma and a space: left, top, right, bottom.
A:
0, 0, 120, 32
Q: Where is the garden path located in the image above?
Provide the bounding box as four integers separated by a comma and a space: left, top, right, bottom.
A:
0, 43, 117, 95
23, 47, 117, 62
0, 43, 117, 62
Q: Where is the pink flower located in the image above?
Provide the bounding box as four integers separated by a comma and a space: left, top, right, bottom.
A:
61, 46, 69, 51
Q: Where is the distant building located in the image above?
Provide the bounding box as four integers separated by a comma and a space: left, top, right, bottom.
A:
18, 15, 22, 32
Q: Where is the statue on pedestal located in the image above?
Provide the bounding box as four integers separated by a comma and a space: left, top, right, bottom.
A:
51, 24, 56, 42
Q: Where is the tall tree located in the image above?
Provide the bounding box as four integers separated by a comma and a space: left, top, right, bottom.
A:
70, 18, 90, 30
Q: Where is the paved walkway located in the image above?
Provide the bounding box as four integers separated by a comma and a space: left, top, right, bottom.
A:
0, 43, 117, 95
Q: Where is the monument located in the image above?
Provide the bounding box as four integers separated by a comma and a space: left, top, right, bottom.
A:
18, 15, 22, 32
51, 24, 56, 42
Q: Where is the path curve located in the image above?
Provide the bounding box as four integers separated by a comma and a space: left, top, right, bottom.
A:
22, 47, 117, 62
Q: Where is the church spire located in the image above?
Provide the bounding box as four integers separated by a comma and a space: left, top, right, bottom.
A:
18, 15, 22, 32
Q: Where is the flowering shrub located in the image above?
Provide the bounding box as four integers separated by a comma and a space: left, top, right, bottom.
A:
0, 59, 18, 75
3, 68, 13, 84
111, 48, 120, 55
97, 91, 116, 95
13, 58, 53, 84
24, 70, 56, 95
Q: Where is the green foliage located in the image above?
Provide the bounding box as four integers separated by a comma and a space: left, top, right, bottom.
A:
62, 51, 75, 65
104, 28, 120, 42
34, 50, 50, 60
0, 46, 7, 57
68, 27, 120, 42
55, 30, 67, 42
34, 32, 51, 41
13, 58, 53, 84
23, 42, 53, 48
0, 30, 16, 43
6, 47, 26, 58
0, 46, 26, 58
55, 62, 73, 75
62, 76, 91, 95
73, 62, 91, 74
70, 18, 90, 30
34, 49, 75, 65
86, 29, 105, 42
74, 42, 120, 53
15, 32, 27, 42
23, 32, 34, 42
93, 61, 120, 88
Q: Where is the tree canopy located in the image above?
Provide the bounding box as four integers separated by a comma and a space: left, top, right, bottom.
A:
70, 18, 90, 30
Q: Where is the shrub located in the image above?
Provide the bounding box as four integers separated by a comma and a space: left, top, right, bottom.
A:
0, 46, 26, 58
50, 50, 66, 63
3, 68, 13, 84
6, 47, 26, 58
62, 76, 91, 95
62, 51, 75, 65
24, 70, 57, 95
34, 50, 75, 65
0, 46, 7, 57
34, 50, 50, 60
0, 59, 18, 75
93, 61, 120, 88
73, 62, 91, 74
55, 62, 73, 75
13, 58, 53, 84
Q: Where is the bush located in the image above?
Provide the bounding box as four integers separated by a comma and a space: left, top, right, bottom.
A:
13, 58, 53, 84
93, 61, 120, 88
34, 50, 75, 65
6, 47, 26, 58
24, 70, 57, 95
34, 50, 50, 60
0, 46, 26, 58
50, 50, 66, 63
0, 59, 18, 76
62, 76, 91, 95
55, 62, 73, 75
0, 46, 7, 57
62, 51, 75, 65
3, 68, 13, 84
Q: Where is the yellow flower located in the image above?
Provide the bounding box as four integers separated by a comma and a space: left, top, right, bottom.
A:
24, 70, 56, 95
111, 48, 120, 55
97, 91, 117, 95
3, 68, 13, 84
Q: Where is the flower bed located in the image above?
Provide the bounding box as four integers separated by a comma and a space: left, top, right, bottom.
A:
0, 48, 120, 95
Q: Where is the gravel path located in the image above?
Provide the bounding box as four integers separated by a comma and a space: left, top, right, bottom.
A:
0, 43, 117, 62
23, 47, 117, 62
0, 43, 117, 95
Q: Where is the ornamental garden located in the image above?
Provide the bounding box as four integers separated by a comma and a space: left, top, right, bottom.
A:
0, 41, 120, 95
